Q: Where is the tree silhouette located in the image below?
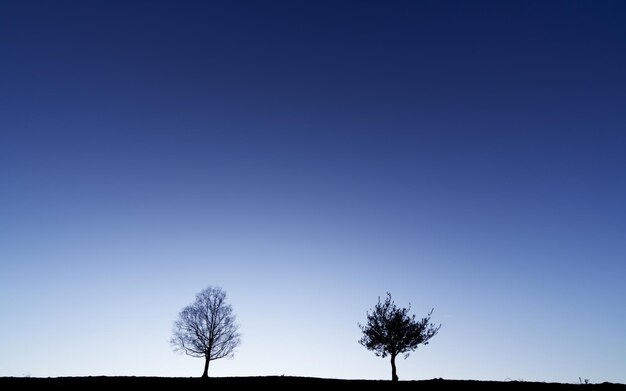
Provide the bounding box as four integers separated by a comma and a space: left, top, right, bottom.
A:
358, 292, 441, 381
170, 286, 241, 378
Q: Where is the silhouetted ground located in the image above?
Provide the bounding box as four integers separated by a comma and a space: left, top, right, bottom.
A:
1, 376, 625, 390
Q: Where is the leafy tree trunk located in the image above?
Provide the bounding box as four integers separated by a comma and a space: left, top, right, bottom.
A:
390, 353, 398, 382
201, 356, 210, 378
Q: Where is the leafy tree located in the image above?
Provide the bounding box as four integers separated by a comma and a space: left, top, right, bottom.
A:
358, 292, 441, 381
170, 286, 241, 378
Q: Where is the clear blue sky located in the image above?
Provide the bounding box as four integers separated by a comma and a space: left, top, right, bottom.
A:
1, 0, 625, 384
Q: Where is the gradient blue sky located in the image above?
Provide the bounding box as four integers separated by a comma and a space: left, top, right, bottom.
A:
1, 0, 625, 384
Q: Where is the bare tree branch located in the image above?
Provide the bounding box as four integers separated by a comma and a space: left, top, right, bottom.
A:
170, 286, 241, 377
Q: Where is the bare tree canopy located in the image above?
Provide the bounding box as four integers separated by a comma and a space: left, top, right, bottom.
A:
170, 286, 241, 378
358, 292, 441, 381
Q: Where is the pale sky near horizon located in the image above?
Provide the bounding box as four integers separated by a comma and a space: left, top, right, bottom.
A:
1, 0, 625, 384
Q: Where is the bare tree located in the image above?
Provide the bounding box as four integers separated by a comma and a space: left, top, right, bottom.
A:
358, 292, 441, 381
170, 286, 241, 378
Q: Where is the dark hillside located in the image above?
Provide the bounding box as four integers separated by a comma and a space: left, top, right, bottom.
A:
1, 376, 624, 390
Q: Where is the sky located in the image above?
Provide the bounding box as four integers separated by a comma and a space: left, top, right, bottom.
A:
1, 0, 625, 384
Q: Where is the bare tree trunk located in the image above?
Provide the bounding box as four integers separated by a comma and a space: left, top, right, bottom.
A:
390, 354, 398, 382
201, 356, 210, 378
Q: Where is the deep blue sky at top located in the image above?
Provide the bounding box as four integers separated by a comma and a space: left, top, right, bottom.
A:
3, 0, 625, 262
